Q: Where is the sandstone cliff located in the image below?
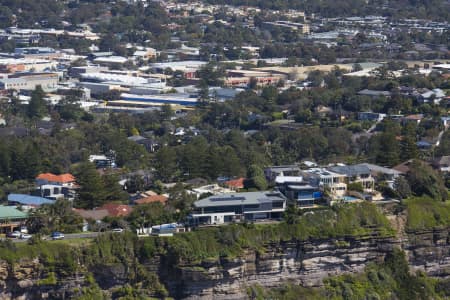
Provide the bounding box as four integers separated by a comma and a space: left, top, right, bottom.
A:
0, 227, 449, 299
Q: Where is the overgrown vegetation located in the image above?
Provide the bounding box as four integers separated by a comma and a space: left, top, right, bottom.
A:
404, 197, 450, 231
146, 202, 394, 264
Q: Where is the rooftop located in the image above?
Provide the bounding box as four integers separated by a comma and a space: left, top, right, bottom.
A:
0, 205, 28, 219
194, 191, 285, 208
8, 193, 56, 206
36, 173, 75, 183
134, 195, 168, 205
99, 203, 133, 217
328, 165, 371, 177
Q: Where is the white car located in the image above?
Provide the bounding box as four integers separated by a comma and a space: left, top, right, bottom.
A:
7, 231, 21, 238
111, 228, 124, 233
20, 233, 32, 239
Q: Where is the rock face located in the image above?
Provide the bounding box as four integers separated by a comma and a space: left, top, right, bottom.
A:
0, 228, 449, 299
160, 229, 450, 300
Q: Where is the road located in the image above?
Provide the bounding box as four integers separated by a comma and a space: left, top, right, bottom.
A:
5, 232, 102, 243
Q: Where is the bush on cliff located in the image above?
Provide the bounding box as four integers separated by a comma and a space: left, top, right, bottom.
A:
405, 196, 450, 231
160, 202, 394, 263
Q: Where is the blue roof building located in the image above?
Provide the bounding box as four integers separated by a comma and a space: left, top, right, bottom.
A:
8, 194, 55, 206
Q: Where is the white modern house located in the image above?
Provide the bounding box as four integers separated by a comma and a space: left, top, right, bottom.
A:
301, 168, 347, 198
189, 191, 286, 225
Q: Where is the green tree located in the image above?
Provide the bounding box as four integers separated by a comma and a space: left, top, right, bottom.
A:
75, 162, 107, 208
247, 164, 268, 190
27, 86, 47, 119
127, 202, 173, 230
406, 160, 447, 201
393, 176, 411, 199
155, 147, 178, 182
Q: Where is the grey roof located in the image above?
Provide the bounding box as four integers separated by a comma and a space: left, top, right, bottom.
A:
357, 163, 403, 175
435, 156, 450, 166
328, 165, 371, 177
358, 89, 391, 97
328, 165, 370, 176
194, 191, 285, 208
265, 165, 301, 173
127, 135, 147, 142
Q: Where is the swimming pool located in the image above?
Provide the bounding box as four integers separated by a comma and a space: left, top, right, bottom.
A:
342, 196, 359, 202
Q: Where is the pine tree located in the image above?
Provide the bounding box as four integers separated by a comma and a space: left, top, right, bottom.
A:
27, 86, 47, 119
75, 162, 106, 209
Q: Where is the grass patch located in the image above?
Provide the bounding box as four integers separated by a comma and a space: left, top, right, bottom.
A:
404, 197, 450, 231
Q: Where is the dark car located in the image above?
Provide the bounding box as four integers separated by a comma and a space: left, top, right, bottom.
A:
51, 232, 65, 240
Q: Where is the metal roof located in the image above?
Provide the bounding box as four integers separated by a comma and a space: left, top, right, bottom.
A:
328, 165, 371, 177
194, 191, 285, 208
0, 206, 28, 219
356, 163, 403, 175
8, 193, 55, 206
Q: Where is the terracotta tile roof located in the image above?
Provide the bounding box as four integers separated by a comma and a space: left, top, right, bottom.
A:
36, 173, 75, 183
224, 177, 245, 189
99, 203, 132, 217
135, 195, 168, 205
73, 208, 109, 221
404, 114, 423, 120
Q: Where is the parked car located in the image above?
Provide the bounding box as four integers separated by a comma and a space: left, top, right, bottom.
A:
6, 231, 21, 238
20, 233, 32, 239
51, 232, 64, 240
111, 228, 124, 233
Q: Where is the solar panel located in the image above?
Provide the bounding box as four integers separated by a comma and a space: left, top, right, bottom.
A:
210, 196, 246, 201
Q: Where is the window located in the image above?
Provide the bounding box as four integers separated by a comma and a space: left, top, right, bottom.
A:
272, 201, 284, 208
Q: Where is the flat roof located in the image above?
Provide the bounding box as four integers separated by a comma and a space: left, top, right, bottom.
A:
194, 191, 285, 208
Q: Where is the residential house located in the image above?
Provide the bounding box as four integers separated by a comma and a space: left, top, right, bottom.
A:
134, 195, 168, 205
189, 184, 233, 199
35, 173, 77, 200
36, 173, 76, 187
73, 208, 109, 222
264, 165, 301, 182
356, 163, 403, 188
189, 191, 286, 225
8, 194, 55, 207
99, 203, 133, 217
328, 164, 375, 192
418, 88, 446, 104
127, 135, 159, 152
301, 168, 347, 198
0, 206, 28, 233
393, 160, 415, 174
89, 154, 117, 169
402, 114, 424, 125
275, 176, 321, 207
358, 112, 386, 122
441, 116, 450, 129
224, 178, 245, 191
433, 156, 450, 172
357, 89, 391, 98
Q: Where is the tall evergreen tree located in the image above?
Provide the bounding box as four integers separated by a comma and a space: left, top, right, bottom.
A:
75, 162, 106, 209
27, 86, 47, 119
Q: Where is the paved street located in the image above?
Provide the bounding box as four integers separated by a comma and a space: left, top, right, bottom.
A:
4, 231, 102, 243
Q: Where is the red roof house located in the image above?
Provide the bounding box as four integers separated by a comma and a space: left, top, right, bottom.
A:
36, 173, 76, 186
224, 178, 245, 190
134, 195, 168, 205
99, 203, 133, 217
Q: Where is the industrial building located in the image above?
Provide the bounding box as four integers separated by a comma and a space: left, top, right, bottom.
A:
0, 72, 59, 91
